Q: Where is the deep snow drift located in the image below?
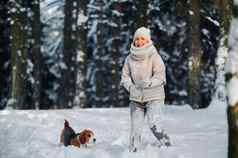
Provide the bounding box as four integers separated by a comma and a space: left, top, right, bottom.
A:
0, 100, 227, 158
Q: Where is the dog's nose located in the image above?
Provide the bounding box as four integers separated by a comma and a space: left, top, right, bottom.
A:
93, 138, 96, 142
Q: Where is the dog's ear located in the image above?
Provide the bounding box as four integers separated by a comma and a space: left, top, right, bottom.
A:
79, 133, 86, 144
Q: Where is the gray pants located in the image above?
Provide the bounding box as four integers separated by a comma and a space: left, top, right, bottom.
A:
129, 100, 170, 151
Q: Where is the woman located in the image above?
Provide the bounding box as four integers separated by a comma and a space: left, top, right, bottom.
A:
120, 27, 171, 152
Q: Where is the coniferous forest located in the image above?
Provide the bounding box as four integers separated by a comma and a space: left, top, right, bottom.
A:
0, 0, 233, 109
1, 0, 238, 158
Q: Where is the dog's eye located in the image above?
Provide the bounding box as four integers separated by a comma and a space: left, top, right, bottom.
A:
88, 134, 91, 137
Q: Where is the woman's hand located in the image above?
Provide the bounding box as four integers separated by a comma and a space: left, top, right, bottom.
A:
129, 84, 142, 99
136, 80, 152, 89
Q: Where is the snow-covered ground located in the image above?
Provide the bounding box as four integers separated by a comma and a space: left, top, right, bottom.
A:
0, 100, 227, 158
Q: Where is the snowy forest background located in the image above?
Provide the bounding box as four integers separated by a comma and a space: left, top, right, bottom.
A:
0, 0, 233, 109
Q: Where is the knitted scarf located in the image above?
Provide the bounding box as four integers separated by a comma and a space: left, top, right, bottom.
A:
130, 41, 156, 61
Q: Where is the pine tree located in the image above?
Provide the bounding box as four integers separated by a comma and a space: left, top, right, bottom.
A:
0, 0, 11, 109
31, 0, 43, 109
9, 0, 28, 109
86, 0, 134, 107
86, 0, 107, 107
196, 2, 218, 108
75, 0, 88, 108
188, 0, 203, 108
59, 0, 80, 108
0, 2, 4, 93
41, 0, 64, 109
107, 1, 134, 107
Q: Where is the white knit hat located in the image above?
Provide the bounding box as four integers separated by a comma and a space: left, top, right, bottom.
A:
133, 27, 151, 41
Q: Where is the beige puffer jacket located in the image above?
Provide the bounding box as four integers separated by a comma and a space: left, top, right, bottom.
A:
120, 44, 166, 103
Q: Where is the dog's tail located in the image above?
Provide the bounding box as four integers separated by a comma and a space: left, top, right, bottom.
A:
64, 119, 70, 127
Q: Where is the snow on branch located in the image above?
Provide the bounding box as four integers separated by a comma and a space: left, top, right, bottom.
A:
226, 18, 238, 106
203, 16, 220, 26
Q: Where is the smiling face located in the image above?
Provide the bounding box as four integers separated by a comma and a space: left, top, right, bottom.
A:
134, 36, 150, 48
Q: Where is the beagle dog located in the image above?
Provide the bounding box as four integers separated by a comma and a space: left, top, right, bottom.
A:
60, 120, 96, 148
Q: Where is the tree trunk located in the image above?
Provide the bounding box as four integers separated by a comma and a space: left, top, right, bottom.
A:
226, 2, 238, 157
0, 1, 6, 108
111, 2, 122, 107
227, 104, 238, 158
59, 0, 80, 108
9, 0, 28, 109
75, 0, 88, 108
31, 0, 42, 109
188, 0, 203, 108
94, 1, 105, 108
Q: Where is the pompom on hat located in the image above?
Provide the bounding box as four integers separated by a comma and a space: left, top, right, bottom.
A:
133, 27, 151, 41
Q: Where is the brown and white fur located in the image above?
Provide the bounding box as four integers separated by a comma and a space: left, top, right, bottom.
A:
60, 120, 96, 148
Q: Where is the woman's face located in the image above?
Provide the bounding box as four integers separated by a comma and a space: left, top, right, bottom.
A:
134, 37, 149, 47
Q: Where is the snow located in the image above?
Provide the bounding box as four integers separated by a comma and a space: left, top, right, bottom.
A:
0, 109, 11, 115
235, 0, 238, 5
225, 18, 238, 106
178, 90, 187, 96
0, 101, 227, 158
204, 16, 220, 27
216, 46, 228, 67
6, 98, 16, 107
226, 19, 238, 75
77, 50, 85, 62
188, 11, 194, 15
72, 24, 76, 31
77, 13, 88, 25
11, 8, 17, 13
227, 77, 238, 106
59, 62, 67, 70
87, 20, 98, 38
20, 8, 26, 12
214, 39, 228, 101
201, 29, 209, 36
17, 50, 22, 57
